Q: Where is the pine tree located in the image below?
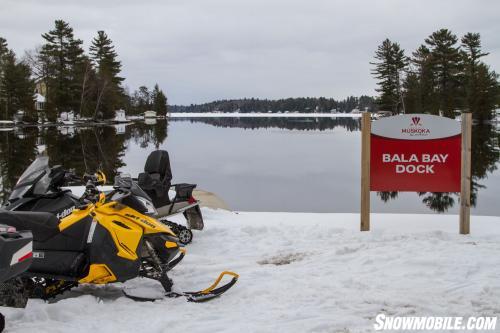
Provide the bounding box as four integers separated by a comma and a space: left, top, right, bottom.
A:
151, 84, 168, 117
424, 29, 461, 117
460, 33, 496, 120
371, 39, 408, 113
0, 39, 35, 121
0, 38, 10, 119
471, 64, 498, 122
89, 31, 124, 119
403, 45, 439, 114
40, 20, 85, 120
402, 72, 421, 114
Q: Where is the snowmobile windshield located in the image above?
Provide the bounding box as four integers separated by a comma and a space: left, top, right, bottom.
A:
115, 174, 152, 201
9, 156, 50, 201
113, 174, 157, 215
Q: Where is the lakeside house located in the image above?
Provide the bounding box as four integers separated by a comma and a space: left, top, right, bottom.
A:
35, 93, 45, 112
58, 111, 75, 125
114, 109, 128, 123
144, 110, 157, 118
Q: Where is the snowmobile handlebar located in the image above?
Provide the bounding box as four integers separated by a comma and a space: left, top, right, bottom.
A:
77, 171, 109, 206
63, 170, 81, 183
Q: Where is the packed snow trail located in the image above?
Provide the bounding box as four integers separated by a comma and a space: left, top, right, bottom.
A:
2, 210, 500, 332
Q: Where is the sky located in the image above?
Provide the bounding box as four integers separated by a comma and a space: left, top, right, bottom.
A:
1, 0, 499, 105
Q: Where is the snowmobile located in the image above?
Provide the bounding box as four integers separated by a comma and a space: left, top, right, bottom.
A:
6, 150, 203, 245
0, 224, 33, 332
1, 166, 238, 303
135, 149, 204, 244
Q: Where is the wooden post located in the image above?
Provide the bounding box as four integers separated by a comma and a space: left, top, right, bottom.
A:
360, 113, 371, 231
459, 113, 472, 234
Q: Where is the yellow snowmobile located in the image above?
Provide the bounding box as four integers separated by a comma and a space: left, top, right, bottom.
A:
1, 171, 238, 303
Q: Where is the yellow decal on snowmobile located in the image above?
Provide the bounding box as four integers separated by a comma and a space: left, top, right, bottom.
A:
95, 202, 175, 236
58, 198, 176, 263
98, 192, 106, 205
79, 264, 116, 284
165, 241, 178, 248
93, 209, 143, 261
58, 205, 92, 231
89, 201, 174, 261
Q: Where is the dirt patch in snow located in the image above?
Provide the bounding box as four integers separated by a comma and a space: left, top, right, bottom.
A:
258, 252, 307, 266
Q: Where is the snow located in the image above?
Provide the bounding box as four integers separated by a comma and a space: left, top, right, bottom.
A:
169, 112, 362, 118
64, 186, 176, 200
2, 210, 500, 332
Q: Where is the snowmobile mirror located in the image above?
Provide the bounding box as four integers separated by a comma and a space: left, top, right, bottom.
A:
95, 171, 107, 185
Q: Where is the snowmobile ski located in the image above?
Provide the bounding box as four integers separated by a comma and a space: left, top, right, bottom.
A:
124, 271, 239, 303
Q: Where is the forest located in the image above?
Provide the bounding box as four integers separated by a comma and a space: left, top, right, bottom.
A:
170, 96, 376, 114
371, 29, 499, 121
0, 20, 168, 122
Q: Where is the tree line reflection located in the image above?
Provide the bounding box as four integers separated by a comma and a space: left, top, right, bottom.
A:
174, 117, 361, 132
0, 120, 168, 204
0, 119, 498, 212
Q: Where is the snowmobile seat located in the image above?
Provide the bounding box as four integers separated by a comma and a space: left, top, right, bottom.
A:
0, 210, 59, 243
138, 150, 172, 207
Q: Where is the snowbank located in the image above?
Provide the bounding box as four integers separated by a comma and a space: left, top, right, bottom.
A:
3, 210, 500, 332
169, 112, 361, 118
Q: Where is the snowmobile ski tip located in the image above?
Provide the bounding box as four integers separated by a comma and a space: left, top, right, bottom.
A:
124, 271, 239, 303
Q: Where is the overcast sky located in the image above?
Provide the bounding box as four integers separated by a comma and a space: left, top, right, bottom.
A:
1, 0, 499, 105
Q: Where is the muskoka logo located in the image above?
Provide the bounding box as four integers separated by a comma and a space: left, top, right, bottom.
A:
402, 116, 430, 136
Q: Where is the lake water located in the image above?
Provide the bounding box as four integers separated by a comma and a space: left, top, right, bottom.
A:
1, 117, 499, 215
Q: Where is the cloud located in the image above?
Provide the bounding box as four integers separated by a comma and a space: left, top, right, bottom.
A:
1, 0, 499, 104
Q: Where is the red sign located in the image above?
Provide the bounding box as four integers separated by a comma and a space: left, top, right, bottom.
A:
370, 114, 461, 192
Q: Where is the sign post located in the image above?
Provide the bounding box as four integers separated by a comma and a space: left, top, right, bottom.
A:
459, 113, 472, 234
360, 113, 371, 231
360, 113, 470, 234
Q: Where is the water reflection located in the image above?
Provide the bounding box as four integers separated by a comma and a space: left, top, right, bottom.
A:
174, 117, 361, 132
0, 118, 498, 213
0, 120, 168, 204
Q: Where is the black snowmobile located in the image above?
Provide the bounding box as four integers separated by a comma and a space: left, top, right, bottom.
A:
1, 168, 238, 304
135, 150, 204, 244
0, 224, 33, 332
5, 151, 203, 245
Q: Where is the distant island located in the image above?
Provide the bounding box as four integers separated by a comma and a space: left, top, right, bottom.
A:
169, 96, 377, 114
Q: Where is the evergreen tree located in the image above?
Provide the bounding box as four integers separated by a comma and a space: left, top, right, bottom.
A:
404, 45, 439, 114
151, 84, 168, 117
460, 33, 497, 120
371, 39, 408, 113
0, 39, 35, 121
424, 29, 462, 117
402, 72, 421, 114
40, 20, 85, 120
0, 37, 11, 119
471, 64, 498, 122
0, 38, 8, 59
89, 31, 124, 119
